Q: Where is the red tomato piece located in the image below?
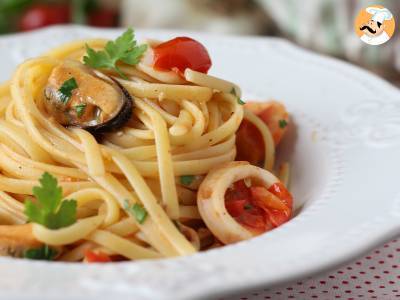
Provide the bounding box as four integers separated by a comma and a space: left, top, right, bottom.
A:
256, 103, 289, 145
225, 180, 251, 202
19, 4, 71, 32
266, 209, 290, 227
237, 210, 267, 230
244, 102, 289, 146
84, 250, 111, 263
224, 180, 293, 232
235, 119, 265, 167
250, 185, 292, 227
225, 199, 246, 218
268, 182, 293, 209
153, 37, 212, 74
225, 180, 269, 231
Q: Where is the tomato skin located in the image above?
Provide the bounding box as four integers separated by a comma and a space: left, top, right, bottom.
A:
19, 4, 71, 32
251, 185, 292, 227
225, 180, 293, 232
225, 199, 246, 217
237, 210, 267, 231
225, 180, 251, 202
268, 182, 293, 209
235, 119, 265, 167
266, 209, 289, 227
256, 103, 289, 145
84, 250, 111, 263
153, 37, 212, 74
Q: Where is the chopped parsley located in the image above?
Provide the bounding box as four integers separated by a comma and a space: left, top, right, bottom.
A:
244, 203, 253, 210
180, 175, 195, 186
124, 200, 148, 224
58, 77, 78, 104
83, 28, 147, 79
279, 119, 288, 129
230, 88, 245, 105
74, 103, 87, 118
23, 245, 57, 261
24, 172, 77, 229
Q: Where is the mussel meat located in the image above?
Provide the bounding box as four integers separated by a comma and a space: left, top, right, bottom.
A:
44, 60, 133, 133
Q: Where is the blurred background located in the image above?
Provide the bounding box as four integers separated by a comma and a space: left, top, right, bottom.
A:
0, 0, 398, 85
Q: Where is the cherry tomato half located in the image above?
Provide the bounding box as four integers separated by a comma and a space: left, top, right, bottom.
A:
235, 119, 265, 167
19, 4, 71, 32
268, 182, 293, 209
84, 250, 111, 263
153, 37, 212, 74
225, 180, 293, 232
251, 186, 292, 227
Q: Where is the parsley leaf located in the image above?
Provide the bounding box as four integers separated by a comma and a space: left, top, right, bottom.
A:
23, 245, 57, 261
230, 88, 245, 105
244, 203, 253, 210
58, 77, 78, 104
24, 172, 77, 229
279, 119, 288, 129
83, 28, 147, 79
74, 103, 86, 118
124, 200, 148, 224
180, 175, 195, 186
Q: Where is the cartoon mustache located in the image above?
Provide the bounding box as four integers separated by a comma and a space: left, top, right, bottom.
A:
360, 25, 376, 34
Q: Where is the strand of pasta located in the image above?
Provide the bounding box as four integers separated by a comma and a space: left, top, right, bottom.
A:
0, 144, 88, 180
243, 109, 275, 171
134, 98, 180, 219
110, 150, 196, 255
0, 174, 96, 195
89, 171, 179, 257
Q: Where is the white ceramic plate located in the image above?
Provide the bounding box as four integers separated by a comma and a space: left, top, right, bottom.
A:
0, 26, 399, 300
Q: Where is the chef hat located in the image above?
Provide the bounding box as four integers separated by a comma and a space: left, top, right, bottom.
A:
366, 7, 393, 24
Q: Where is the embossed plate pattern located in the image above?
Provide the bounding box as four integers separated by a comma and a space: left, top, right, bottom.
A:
0, 26, 399, 300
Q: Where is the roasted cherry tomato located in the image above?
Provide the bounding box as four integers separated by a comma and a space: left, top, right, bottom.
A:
268, 182, 293, 209
250, 185, 292, 227
84, 250, 111, 263
235, 119, 265, 167
19, 4, 71, 32
245, 102, 289, 145
153, 37, 212, 74
236, 102, 289, 167
225, 180, 292, 232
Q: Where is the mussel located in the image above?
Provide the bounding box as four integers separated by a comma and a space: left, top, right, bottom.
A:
44, 60, 133, 133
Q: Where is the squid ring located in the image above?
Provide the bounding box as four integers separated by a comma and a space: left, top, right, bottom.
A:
197, 161, 284, 244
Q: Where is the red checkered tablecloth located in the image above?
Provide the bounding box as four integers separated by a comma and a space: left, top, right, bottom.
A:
224, 238, 400, 300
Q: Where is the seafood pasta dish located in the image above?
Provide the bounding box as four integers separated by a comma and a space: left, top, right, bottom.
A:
0, 29, 293, 262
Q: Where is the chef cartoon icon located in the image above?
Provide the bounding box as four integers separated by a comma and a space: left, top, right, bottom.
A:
356, 6, 395, 45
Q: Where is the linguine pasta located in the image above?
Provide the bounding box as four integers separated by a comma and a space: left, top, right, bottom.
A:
0, 30, 293, 262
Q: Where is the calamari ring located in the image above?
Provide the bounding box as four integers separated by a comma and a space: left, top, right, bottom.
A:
197, 161, 281, 244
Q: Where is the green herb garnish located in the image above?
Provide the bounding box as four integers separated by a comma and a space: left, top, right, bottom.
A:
124, 200, 148, 224
58, 77, 78, 104
230, 88, 245, 105
23, 245, 57, 261
24, 172, 77, 229
244, 203, 253, 210
83, 28, 147, 79
279, 119, 288, 129
74, 103, 87, 118
180, 175, 195, 186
